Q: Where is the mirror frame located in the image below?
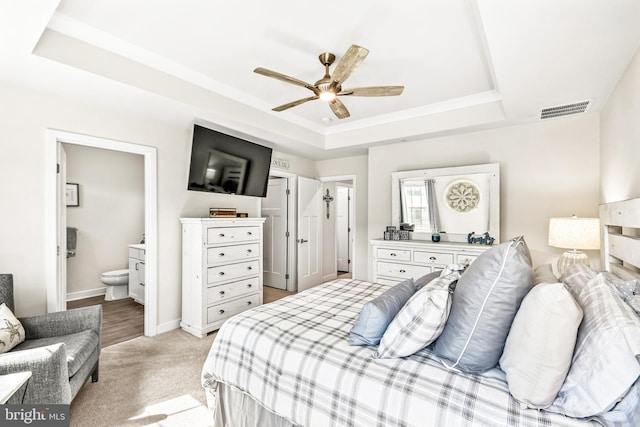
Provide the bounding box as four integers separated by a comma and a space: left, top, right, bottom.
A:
391, 163, 500, 243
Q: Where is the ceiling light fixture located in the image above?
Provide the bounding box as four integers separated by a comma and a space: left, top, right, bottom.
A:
319, 91, 336, 102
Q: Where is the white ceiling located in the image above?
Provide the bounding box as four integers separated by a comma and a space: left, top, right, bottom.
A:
1, 1, 640, 160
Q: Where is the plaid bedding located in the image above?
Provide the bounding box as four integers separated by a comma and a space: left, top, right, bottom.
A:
202, 279, 598, 427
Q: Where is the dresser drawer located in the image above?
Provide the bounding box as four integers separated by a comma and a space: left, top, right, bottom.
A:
207, 293, 260, 324
376, 248, 411, 262
207, 243, 260, 265
376, 261, 431, 280
207, 260, 260, 284
207, 226, 260, 244
413, 251, 454, 265
129, 247, 145, 260
207, 277, 259, 304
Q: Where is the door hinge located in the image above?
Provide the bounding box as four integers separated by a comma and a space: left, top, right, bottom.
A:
286, 189, 290, 195
285, 231, 290, 238
56, 163, 60, 173
348, 259, 351, 264
285, 273, 290, 279
57, 246, 60, 256
348, 227, 351, 232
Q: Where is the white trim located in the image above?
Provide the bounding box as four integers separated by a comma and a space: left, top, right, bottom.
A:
66, 287, 106, 301
319, 174, 357, 279
156, 319, 181, 335
45, 129, 159, 336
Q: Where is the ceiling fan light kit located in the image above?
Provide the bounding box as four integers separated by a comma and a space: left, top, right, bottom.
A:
254, 44, 404, 119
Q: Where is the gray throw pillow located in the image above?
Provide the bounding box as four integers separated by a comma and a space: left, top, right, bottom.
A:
348, 278, 416, 346
414, 271, 440, 290
434, 236, 533, 373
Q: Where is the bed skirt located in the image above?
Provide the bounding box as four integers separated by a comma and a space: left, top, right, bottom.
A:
205, 381, 296, 427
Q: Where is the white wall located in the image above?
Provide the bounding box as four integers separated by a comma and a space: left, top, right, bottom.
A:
0, 82, 264, 322
600, 45, 640, 202
65, 144, 144, 296
315, 155, 368, 280
367, 114, 600, 279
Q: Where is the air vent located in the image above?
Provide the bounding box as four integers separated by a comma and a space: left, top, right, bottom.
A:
540, 100, 592, 119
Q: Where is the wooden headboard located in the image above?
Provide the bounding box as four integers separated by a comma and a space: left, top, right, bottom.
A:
599, 198, 640, 281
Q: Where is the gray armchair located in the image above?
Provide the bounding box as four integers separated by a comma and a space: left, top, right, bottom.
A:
0, 273, 102, 404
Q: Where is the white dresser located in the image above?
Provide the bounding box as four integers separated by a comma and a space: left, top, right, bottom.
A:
180, 217, 265, 338
371, 239, 490, 285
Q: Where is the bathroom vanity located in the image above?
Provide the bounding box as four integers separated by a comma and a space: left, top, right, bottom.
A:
180, 217, 265, 338
128, 244, 145, 304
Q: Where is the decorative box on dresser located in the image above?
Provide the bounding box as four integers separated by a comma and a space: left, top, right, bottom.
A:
180, 217, 265, 338
371, 239, 490, 285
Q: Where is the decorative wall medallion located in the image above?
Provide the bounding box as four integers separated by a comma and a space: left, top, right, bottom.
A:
445, 180, 479, 212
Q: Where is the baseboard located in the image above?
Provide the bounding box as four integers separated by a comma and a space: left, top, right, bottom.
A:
322, 273, 338, 283
156, 319, 181, 335
67, 287, 106, 301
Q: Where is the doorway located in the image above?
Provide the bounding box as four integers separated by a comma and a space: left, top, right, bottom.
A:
320, 175, 356, 281
45, 130, 158, 336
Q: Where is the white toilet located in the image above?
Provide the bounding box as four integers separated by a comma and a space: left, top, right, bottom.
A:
100, 269, 129, 301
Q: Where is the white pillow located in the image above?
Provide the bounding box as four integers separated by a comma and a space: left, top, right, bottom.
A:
374, 272, 460, 359
0, 303, 26, 353
499, 282, 583, 409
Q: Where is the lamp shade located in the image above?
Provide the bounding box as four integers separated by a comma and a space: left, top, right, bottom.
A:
548, 216, 600, 250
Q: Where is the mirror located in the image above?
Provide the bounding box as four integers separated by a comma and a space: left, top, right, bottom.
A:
391, 163, 500, 243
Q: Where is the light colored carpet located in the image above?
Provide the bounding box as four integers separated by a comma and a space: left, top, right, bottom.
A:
70, 329, 217, 427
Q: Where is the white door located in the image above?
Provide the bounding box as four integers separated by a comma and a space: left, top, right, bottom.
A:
297, 177, 322, 291
336, 185, 351, 272
56, 143, 67, 311
262, 178, 289, 290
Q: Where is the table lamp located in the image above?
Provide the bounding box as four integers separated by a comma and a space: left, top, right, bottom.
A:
548, 215, 600, 275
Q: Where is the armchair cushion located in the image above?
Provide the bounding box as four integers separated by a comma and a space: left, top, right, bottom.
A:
0, 303, 25, 353
19, 305, 101, 340
13, 330, 99, 377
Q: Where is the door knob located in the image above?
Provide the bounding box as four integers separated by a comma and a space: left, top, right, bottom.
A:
298, 238, 308, 243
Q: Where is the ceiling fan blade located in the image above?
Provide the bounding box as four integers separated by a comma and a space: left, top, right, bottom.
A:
329, 45, 369, 90
338, 86, 404, 97
272, 96, 319, 112
328, 98, 350, 119
254, 67, 319, 94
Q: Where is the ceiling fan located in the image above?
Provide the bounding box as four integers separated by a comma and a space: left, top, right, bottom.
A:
254, 44, 404, 120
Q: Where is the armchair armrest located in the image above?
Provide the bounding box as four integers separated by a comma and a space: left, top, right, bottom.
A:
19, 305, 102, 340
0, 343, 72, 404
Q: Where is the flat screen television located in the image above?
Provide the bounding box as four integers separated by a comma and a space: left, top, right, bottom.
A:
187, 124, 273, 197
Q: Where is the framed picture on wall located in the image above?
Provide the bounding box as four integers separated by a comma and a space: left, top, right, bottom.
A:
66, 183, 80, 207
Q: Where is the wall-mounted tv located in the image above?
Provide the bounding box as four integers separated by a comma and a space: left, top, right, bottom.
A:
187, 124, 273, 197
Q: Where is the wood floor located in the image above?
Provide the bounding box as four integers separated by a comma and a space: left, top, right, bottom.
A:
69, 272, 349, 348
67, 296, 144, 348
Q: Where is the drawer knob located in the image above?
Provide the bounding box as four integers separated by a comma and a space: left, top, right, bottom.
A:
247, 249, 252, 253
390, 253, 397, 256
247, 284, 253, 288
399, 269, 406, 273
219, 233, 225, 238
247, 266, 252, 270
219, 252, 225, 257
218, 309, 225, 314
247, 231, 252, 236
218, 272, 225, 276
219, 291, 225, 295
429, 256, 437, 261
247, 301, 252, 306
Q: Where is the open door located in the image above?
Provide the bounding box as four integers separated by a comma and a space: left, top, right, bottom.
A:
336, 184, 352, 272
297, 177, 322, 291
262, 178, 289, 290
55, 143, 67, 312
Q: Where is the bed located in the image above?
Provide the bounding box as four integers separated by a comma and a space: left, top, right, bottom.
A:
201, 198, 640, 427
